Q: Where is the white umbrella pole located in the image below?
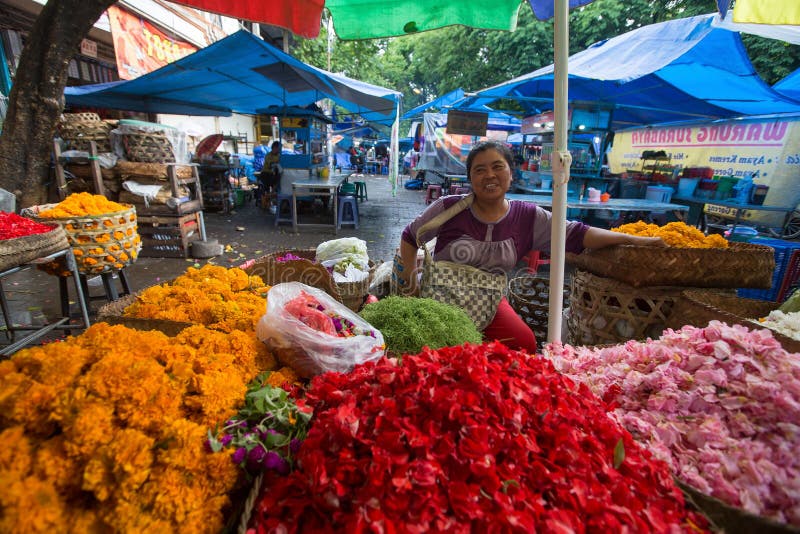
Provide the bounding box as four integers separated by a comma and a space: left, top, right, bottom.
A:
390, 99, 400, 196
548, 0, 572, 343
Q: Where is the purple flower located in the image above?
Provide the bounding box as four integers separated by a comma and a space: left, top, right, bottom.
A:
332, 317, 343, 332
259, 428, 280, 440
247, 446, 267, 471
289, 438, 303, 455
220, 434, 233, 447
263, 451, 290, 475
232, 447, 247, 465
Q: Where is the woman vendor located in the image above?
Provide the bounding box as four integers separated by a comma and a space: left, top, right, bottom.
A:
396, 140, 664, 353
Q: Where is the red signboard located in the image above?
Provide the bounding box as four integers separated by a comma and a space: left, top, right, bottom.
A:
108, 5, 197, 80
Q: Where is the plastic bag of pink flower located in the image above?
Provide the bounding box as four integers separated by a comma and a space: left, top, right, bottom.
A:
256, 282, 385, 378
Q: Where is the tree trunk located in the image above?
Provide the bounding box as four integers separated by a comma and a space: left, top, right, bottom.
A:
0, 0, 116, 208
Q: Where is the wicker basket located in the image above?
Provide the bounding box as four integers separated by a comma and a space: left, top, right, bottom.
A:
678, 481, 799, 534
668, 289, 800, 354
508, 275, 569, 342
0, 225, 69, 272
567, 270, 685, 346
244, 249, 342, 302
31, 204, 142, 275
565, 242, 775, 288
122, 132, 176, 163
335, 261, 376, 312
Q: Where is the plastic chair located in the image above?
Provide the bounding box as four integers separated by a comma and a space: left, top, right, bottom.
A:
337, 196, 359, 229
353, 181, 368, 202
521, 250, 550, 274
425, 184, 443, 205
274, 193, 294, 227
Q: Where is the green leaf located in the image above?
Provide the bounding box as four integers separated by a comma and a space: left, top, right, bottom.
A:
206, 430, 224, 453
613, 439, 625, 469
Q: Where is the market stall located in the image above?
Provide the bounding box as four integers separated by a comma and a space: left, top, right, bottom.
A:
2, 214, 799, 533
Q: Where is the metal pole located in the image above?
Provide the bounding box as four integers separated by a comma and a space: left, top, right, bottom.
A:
548, 0, 571, 343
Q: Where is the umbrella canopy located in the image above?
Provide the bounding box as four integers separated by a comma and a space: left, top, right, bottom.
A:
64, 30, 400, 125
459, 13, 800, 129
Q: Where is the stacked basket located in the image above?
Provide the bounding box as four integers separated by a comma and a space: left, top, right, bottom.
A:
507, 275, 569, 342
565, 242, 776, 346
29, 204, 142, 275
58, 112, 114, 153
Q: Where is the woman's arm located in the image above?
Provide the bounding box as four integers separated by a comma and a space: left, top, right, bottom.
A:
582, 226, 665, 250
397, 239, 420, 296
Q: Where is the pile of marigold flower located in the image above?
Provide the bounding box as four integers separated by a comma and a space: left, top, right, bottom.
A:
612, 221, 728, 248
124, 264, 270, 333
0, 322, 278, 533
37, 192, 129, 218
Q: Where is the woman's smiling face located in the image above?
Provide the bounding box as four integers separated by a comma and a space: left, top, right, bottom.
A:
469, 148, 512, 201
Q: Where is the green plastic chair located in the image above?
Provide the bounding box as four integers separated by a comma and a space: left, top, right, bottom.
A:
339, 182, 357, 196
353, 181, 368, 202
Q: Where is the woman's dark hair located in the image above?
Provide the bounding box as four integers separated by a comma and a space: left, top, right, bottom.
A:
271, 141, 281, 150
466, 140, 514, 180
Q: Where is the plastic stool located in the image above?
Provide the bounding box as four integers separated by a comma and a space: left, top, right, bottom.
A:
339, 182, 357, 196
59, 268, 132, 314
353, 181, 368, 202
337, 195, 359, 229
425, 184, 443, 205
274, 193, 294, 227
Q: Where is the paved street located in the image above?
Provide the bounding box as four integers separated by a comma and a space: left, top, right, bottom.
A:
0, 172, 427, 350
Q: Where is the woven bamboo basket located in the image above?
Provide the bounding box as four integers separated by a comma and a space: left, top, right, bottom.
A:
31, 204, 142, 275
508, 275, 569, 342
565, 242, 775, 288
0, 225, 69, 272
122, 132, 176, 163
678, 481, 799, 534
668, 289, 800, 354
567, 270, 685, 346
243, 249, 342, 302
61, 112, 102, 122
335, 260, 376, 312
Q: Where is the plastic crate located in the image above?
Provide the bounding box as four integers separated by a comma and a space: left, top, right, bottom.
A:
737, 237, 800, 302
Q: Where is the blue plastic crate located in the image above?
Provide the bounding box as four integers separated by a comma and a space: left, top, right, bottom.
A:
738, 237, 800, 302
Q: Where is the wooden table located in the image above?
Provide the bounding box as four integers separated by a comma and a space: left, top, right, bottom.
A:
291, 174, 346, 233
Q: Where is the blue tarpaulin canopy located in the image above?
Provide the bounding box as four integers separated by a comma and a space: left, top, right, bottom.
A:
774, 68, 800, 101
402, 88, 521, 131
64, 30, 401, 126
458, 13, 800, 129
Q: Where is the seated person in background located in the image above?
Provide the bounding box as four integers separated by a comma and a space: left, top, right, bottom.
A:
259, 141, 282, 209
396, 140, 665, 353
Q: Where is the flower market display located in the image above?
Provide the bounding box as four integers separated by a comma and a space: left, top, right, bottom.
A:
0, 321, 278, 533
248, 342, 708, 533
547, 321, 800, 527
123, 263, 270, 333
755, 309, 800, 341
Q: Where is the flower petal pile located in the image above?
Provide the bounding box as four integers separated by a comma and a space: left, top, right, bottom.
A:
612, 221, 728, 248
547, 321, 800, 526
0, 322, 277, 533
124, 264, 270, 333
251, 342, 705, 533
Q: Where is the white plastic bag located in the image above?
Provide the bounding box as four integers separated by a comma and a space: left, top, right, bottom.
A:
256, 282, 385, 378
315, 237, 369, 272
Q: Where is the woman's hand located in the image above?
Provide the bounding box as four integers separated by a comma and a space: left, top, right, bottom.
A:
583, 227, 667, 250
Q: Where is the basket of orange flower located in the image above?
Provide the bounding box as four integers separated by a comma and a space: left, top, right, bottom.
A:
25, 192, 141, 275
566, 221, 775, 289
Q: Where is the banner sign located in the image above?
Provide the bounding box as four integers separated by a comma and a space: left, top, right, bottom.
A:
608, 118, 800, 224
419, 113, 506, 174
446, 110, 489, 136
108, 5, 197, 80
